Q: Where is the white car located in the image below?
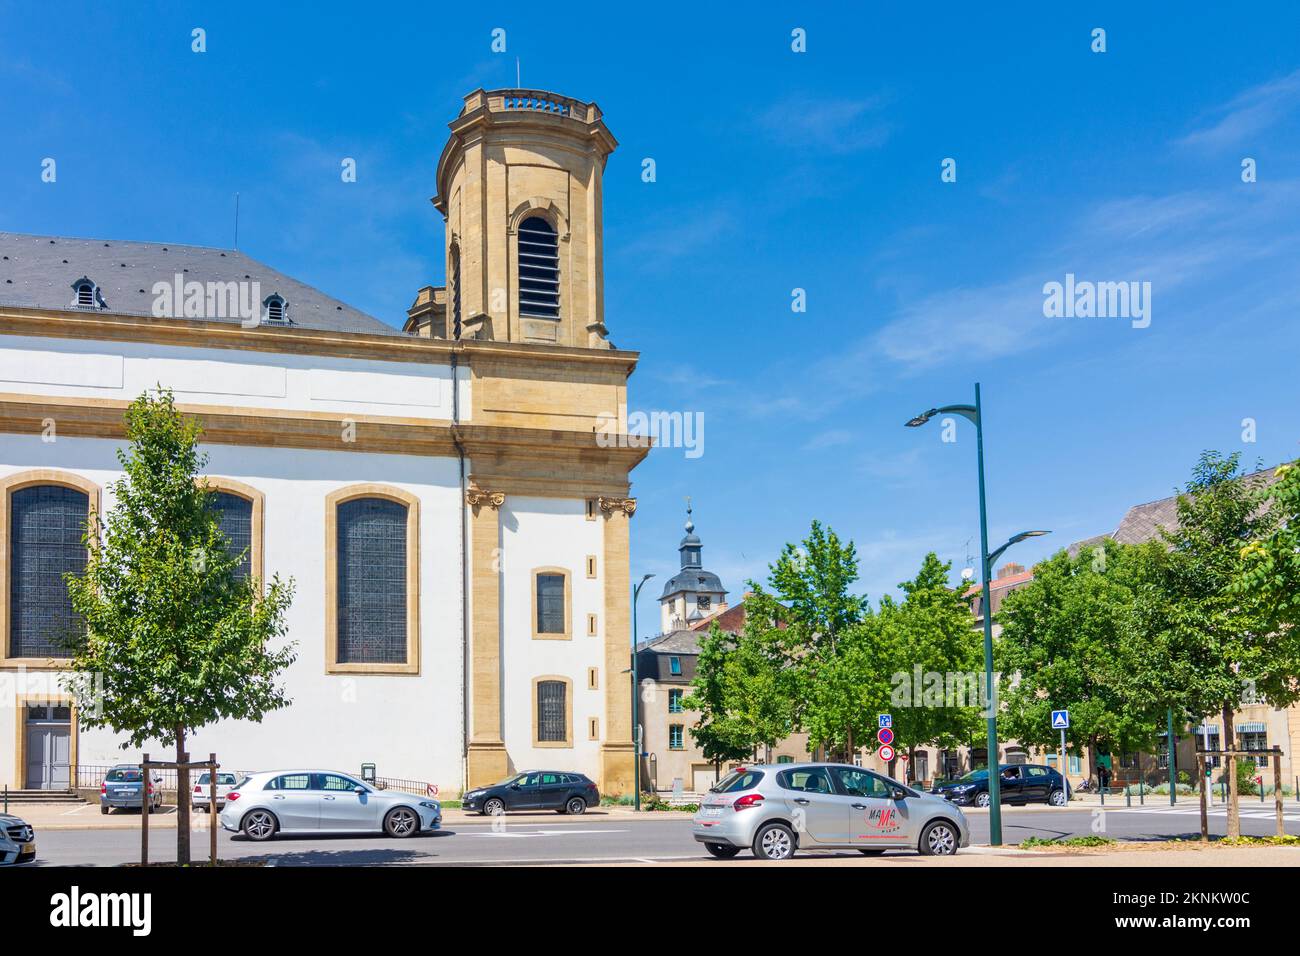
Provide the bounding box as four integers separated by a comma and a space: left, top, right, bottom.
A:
0, 814, 35, 865
191, 771, 242, 813
219, 770, 441, 840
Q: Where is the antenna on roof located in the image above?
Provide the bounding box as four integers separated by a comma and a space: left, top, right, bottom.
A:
516, 57, 521, 88
234, 193, 240, 250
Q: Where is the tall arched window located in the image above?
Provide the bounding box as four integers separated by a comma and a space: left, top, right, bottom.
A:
207, 491, 253, 581
326, 486, 420, 673
10, 485, 89, 659
518, 216, 560, 318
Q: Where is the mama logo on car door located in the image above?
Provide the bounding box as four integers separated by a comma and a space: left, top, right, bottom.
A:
866, 806, 901, 832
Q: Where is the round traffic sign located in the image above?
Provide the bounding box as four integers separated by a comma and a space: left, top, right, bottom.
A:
877, 727, 894, 746
878, 744, 895, 762
898, 753, 909, 762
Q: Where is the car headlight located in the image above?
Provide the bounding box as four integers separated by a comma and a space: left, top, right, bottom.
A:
419, 801, 440, 811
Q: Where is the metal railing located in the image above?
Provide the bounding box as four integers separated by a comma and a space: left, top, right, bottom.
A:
373, 776, 439, 797
74, 763, 250, 792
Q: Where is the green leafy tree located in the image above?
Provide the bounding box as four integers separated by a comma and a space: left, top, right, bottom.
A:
1122, 451, 1286, 837
880, 553, 985, 778
684, 619, 795, 772
64, 389, 296, 864
997, 541, 1163, 767
682, 626, 753, 778
1237, 460, 1300, 641
757, 521, 873, 757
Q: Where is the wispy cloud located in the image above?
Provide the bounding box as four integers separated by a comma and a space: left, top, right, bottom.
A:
1179, 69, 1300, 149
756, 93, 892, 154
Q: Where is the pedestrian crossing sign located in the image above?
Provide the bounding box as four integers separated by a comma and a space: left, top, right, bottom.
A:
1051, 710, 1070, 729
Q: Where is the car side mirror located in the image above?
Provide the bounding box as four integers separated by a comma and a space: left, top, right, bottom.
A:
891, 788, 907, 800
354, 786, 366, 794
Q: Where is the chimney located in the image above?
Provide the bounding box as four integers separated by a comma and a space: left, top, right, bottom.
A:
995, 562, 1025, 579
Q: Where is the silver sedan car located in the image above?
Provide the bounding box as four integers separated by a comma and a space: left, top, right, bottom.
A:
219, 770, 441, 841
692, 763, 970, 860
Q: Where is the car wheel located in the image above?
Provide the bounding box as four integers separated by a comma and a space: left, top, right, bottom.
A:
101, 806, 109, 816
483, 797, 506, 816
565, 796, 587, 815
705, 843, 740, 859
919, 820, 959, 856
241, 809, 278, 841
857, 848, 886, 856
752, 822, 796, 861
384, 807, 419, 838
1049, 788, 1067, 807
974, 791, 991, 808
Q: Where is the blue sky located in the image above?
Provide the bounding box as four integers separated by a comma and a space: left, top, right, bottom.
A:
4, 3, 1299, 638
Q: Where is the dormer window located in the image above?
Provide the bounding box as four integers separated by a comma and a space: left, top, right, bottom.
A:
262, 294, 289, 325
71, 277, 101, 310
518, 216, 559, 319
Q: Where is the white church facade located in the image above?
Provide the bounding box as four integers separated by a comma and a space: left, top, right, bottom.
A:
0, 88, 647, 796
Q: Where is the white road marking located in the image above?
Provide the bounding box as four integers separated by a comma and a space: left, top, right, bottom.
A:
466, 828, 629, 838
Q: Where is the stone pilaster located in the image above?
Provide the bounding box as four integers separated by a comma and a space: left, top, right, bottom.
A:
599, 496, 636, 795
466, 486, 508, 787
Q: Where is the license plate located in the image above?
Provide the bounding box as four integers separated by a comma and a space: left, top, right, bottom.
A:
115, 789, 133, 796
702, 806, 723, 817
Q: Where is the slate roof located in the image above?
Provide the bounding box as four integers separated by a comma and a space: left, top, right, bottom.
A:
636, 630, 704, 655
1066, 465, 1279, 555
0, 232, 403, 337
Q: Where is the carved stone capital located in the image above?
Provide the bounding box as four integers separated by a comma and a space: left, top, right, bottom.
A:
466, 487, 505, 510
598, 495, 637, 517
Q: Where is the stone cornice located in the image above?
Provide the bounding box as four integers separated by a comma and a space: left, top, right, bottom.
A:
0, 392, 651, 478
0, 306, 639, 372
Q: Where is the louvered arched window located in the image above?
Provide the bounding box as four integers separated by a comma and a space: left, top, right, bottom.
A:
336, 496, 408, 664
518, 216, 559, 318
10, 485, 88, 658
207, 491, 253, 581
450, 245, 462, 338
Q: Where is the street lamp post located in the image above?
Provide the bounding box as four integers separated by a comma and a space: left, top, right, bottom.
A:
906, 383, 1049, 846
631, 573, 655, 812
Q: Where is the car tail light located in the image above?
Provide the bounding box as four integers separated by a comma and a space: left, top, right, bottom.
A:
146, 785, 153, 794
194, 786, 202, 794
226, 791, 240, 803
100, 783, 106, 795
733, 793, 764, 811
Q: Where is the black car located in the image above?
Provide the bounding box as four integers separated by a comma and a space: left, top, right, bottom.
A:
462, 771, 600, 815
930, 764, 1071, 807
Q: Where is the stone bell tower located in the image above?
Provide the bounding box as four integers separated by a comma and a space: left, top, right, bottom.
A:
430, 89, 618, 348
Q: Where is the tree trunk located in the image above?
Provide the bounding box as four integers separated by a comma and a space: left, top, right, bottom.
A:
1222, 705, 1239, 840
846, 726, 854, 764
176, 725, 190, 866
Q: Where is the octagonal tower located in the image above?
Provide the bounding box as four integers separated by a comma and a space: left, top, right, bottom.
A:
432, 89, 618, 349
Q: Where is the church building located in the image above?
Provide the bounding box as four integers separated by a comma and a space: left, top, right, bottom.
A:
0, 88, 647, 796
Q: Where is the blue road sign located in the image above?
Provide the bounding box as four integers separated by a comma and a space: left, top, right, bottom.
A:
1051, 709, 1070, 730
878, 714, 892, 729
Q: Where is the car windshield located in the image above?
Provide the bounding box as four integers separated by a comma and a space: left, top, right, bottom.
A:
493, 775, 526, 787
955, 770, 989, 783
106, 769, 142, 783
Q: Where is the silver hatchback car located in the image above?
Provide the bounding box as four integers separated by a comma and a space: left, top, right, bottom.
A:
692, 763, 970, 860
219, 770, 441, 841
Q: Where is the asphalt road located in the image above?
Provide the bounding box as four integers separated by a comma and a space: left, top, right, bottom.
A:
25, 802, 1300, 866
